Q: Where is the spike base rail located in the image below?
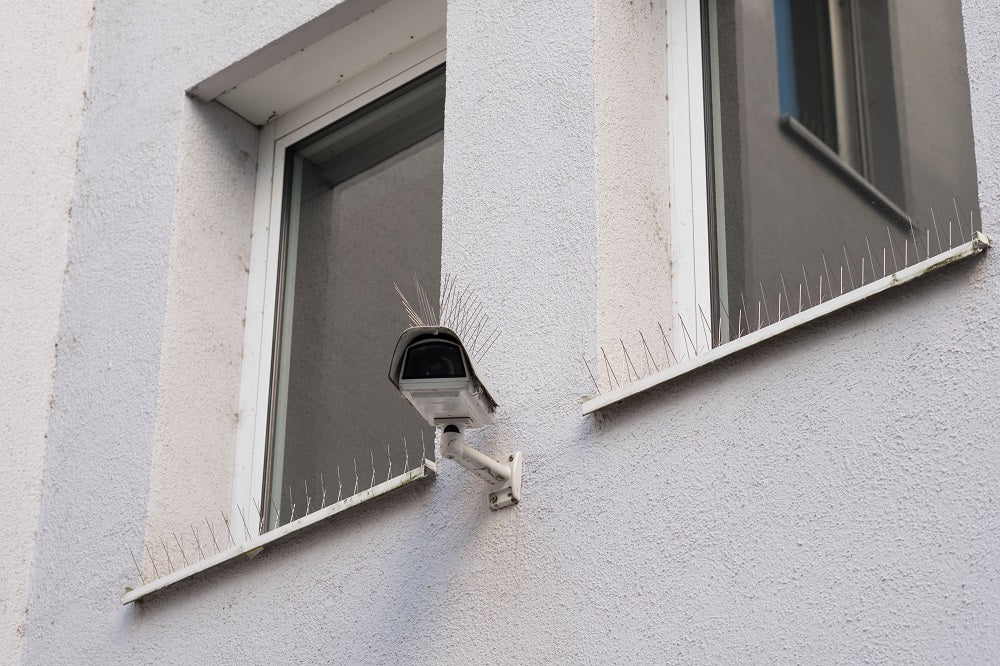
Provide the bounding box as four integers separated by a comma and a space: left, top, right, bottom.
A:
123, 459, 437, 605
582, 231, 991, 415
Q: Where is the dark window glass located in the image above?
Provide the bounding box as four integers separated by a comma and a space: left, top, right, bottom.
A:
704, 0, 979, 342
263, 67, 445, 531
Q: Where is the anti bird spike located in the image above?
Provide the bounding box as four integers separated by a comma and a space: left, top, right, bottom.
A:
886, 228, 900, 273
159, 536, 175, 573
739, 292, 751, 334
601, 347, 620, 390
237, 504, 252, 540
907, 218, 920, 263
126, 543, 145, 584
269, 496, 281, 530
779, 273, 792, 320
657, 322, 679, 365
758, 282, 772, 327
638, 330, 659, 373
145, 543, 160, 579
620, 339, 640, 381
205, 517, 220, 554
953, 198, 967, 244
842, 245, 856, 291
582, 354, 602, 394
697, 305, 713, 352
821, 254, 834, 299
191, 524, 205, 560
931, 207, 944, 254
678, 313, 698, 357
172, 532, 190, 567
800, 265, 814, 308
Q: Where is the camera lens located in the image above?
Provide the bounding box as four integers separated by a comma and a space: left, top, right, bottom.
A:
402, 340, 466, 379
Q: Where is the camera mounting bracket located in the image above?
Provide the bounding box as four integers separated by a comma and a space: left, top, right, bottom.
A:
438, 423, 522, 510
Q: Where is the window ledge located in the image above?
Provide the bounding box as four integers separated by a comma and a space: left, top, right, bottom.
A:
123, 459, 437, 605
582, 232, 990, 415
780, 114, 911, 231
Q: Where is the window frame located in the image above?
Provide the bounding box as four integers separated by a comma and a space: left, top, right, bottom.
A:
667, 0, 714, 344
230, 34, 447, 543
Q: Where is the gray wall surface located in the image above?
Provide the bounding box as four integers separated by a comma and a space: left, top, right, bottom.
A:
11, 0, 1000, 664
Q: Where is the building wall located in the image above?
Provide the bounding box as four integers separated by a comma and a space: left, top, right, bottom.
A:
0, 2, 94, 662
11, 0, 1000, 664
596, 0, 675, 371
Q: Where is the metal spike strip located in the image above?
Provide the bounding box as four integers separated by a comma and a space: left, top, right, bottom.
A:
587, 212, 979, 393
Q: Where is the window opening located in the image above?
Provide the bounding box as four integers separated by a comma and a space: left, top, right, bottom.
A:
704, 0, 979, 342
581, 0, 986, 412
263, 66, 445, 531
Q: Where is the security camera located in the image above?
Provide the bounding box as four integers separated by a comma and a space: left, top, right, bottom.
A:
388, 326, 498, 428
389, 326, 522, 509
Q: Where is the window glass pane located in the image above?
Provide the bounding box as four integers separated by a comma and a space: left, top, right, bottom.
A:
705, 0, 979, 341
265, 67, 445, 530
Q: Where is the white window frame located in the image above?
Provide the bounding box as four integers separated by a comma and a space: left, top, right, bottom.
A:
667, 0, 713, 348
230, 32, 446, 543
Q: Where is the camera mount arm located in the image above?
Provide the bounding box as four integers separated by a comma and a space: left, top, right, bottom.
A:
439, 424, 522, 510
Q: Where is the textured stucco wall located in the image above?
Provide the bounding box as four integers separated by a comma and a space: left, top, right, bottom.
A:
0, 1, 94, 662
12, 0, 1000, 664
596, 0, 674, 374
142, 99, 258, 579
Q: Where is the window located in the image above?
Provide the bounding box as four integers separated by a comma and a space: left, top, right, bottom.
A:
230, 23, 448, 541
584, 0, 984, 412
125, 5, 447, 602
260, 66, 445, 531
705, 0, 980, 341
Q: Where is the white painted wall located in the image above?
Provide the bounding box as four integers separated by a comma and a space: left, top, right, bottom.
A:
6, 0, 1000, 663
0, 1, 94, 662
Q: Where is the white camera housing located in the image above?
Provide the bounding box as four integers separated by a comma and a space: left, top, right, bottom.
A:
388, 326, 498, 429
388, 326, 521, 510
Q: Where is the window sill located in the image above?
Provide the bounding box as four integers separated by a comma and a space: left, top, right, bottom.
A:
582, 232, 990, 415
123, 459, 437, 605
779, 114, 911, 231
